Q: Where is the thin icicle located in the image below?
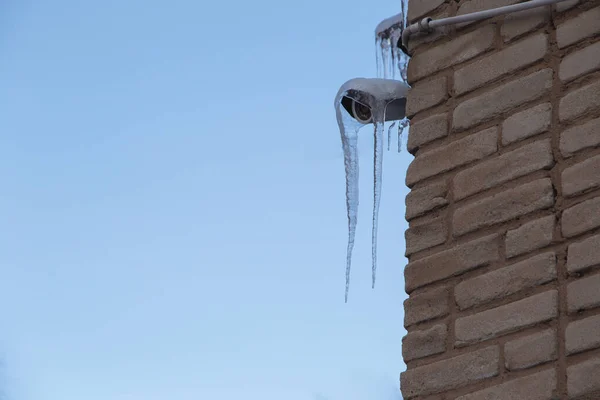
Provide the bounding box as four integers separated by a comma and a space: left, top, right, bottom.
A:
387, 121, 396, 151
381, 39, 390, 79
342, 133, 359, 302
398, 118, 410, 153
375, 37, 382, 78
371, 117, 385, 289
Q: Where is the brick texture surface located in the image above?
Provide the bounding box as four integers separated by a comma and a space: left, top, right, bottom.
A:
405, 234, 499, 293
560, 116, 600, 158
405, 180, 449, 221
504, 329, 557, 371
454, 252, 556, 310
501, 7, 550, 42
562, 196, 600, 238
505, 215, 555, 259
407, 25, 496, 83
455, 290, 558, 346
401, 0, 600, 397
567, 357, 600, 399
400, 346, 499, 399
559, 79, 600, 123
404, 286, 449, 326
455, 369, 556, 400
566, 314, 600, 355
556, 6, 600, 49
453, 139, 554, 200
559, 40, 600, 82
562, 154, 600, 197
406, 127, 498, 187
453, 178, 555, 237
402, 324, 447, 361
453, 69, 553, 131
502, 103, 552, 145
407, 113, 448, 153
454, 33, 548, 96
567, 273, 600, 313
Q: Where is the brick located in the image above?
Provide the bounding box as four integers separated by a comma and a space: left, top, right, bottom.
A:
504, 329, 557, 371
562, 196, 600, 238
454, 33, 548, 95
567, 273, 600, 313
406, 76, 448, 118
566, 314, 600, 355
557, 6, 600, 49
400, 346, 499, 399
407, 25, 495, 83
408, 0, 445, 22
455, 252, 556, 310
456, 369, 556, 400
407, 113, 448, 153
453, 178, 555, 237
560, 117, 600, 158
405, 234, 499, 293
402, 324, 447, 361
455, 290, 558, 346
501, 7, 550, 42
559, 40, 600, 82
408, 10, 451, 52
406, 127, 498, 187
506, 215, 555, 259
559, 79, 600, 123
404, 286, 449, 326
453, 139, 554, 200
562, 154, 600, 197
556, 0, 579, 12
502, 103, 552, 146
567, 234, 600, 274
457, 0, 521, 28
567, 357, 600, 399
454, 69, 553, 131
405, 181, 449, 220
405, 215, 447, 256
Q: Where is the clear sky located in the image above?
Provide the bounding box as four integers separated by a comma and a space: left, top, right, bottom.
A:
0, 0, 413, 399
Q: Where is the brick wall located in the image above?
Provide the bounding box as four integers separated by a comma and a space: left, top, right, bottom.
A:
401, 0, 600, 398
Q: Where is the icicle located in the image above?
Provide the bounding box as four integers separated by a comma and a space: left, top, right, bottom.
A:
381, 39, 390, 79
375, 37, 382, 78
397, 118, 410, 153
371, 108, 386, 289
387, 121, 396, 151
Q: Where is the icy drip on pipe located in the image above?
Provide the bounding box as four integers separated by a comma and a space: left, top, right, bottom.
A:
334, 78, 409, 302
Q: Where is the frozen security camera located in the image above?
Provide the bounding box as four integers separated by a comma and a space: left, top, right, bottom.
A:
336, 78, 410, 125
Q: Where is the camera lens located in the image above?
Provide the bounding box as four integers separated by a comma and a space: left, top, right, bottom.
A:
352, 101, 372, 123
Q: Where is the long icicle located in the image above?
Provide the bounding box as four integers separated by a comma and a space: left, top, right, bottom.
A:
372, 117, 385, 289
387, 121, 396, 151
342, 132, 359, 303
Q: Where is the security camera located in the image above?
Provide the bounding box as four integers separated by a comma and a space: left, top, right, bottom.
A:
336, 78, 410, 124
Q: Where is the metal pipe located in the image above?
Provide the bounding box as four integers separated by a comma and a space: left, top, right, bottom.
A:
401, 0, 569, 52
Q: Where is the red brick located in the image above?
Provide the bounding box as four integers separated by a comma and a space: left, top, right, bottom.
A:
562, 196, 600, 238
566, 314, 600, 355
405, 234, 499, 293
405, 215, 447, 256
454, 33, 548, 95
402, 324, 447, 361
557, 6, 600, 48
406, 127, 498, 187
407, 25, 495, 83
454, 69, 553, 131
405, 180, 449, 221
400, 346, 499, 399
456, 369, 556, 400
567, 356, 600, 399
404, 286, 449, 327
567, 273, 600, 313
562, 154, 600, 197
567, 234, 600, 274
504, 329, 557, 371
455, 290, 558, 346
455, 252, 556, 310
453, 139, 554, 200
506, 215, 555, 259
453, 178, 555, 237
560, 116, 600, 158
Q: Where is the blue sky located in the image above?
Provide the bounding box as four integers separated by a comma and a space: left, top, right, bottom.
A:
0, 0, 412, 399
